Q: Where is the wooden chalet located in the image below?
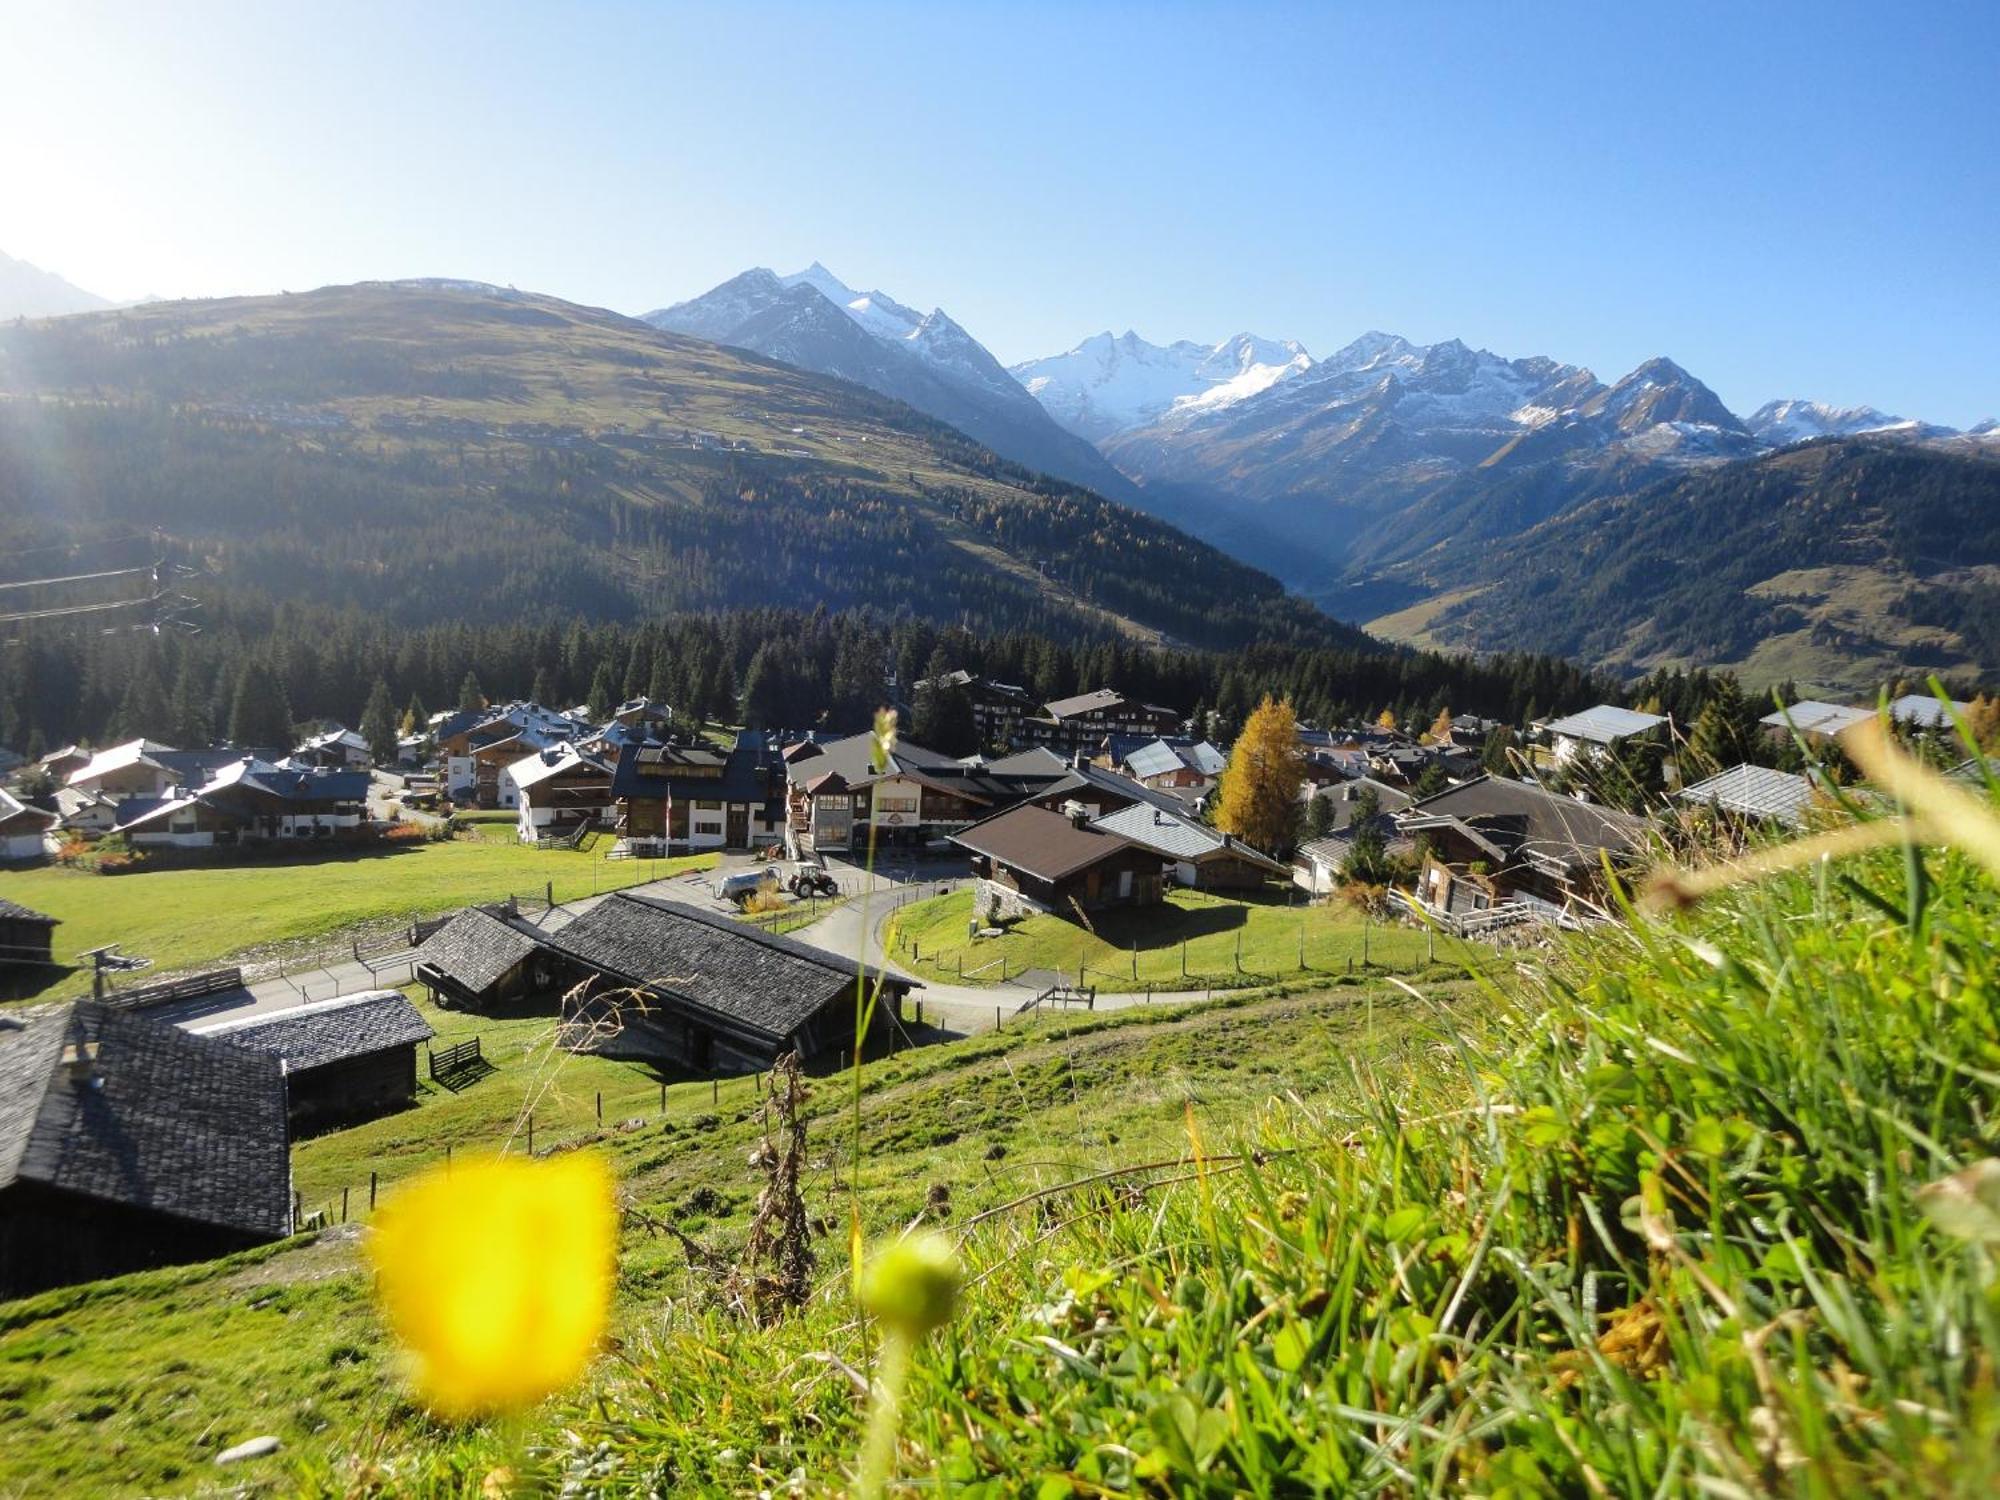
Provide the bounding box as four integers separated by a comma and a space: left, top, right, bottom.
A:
0, 897, 58, 975
1018, 688, 1181, 755
0, 787, 56, 861
198, 990, 436, 1134
539, 892, 915, 1070
1089, 802, 1288, 890
414, 907, 550, 1008
951, 802, 1164, 921
1399, 776, 1646, 926
782, 732, 1058, 853
507, 742, 615, 842
610, 731, 786, 854
0, 1002, 291, 1297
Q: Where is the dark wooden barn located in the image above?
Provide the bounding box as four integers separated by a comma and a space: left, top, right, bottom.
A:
0, 1001, 291, 1298
413, 907, 549, 1009
542, 891, 916, 1071
0, 897, 58, 974
199, 990, 436, 1134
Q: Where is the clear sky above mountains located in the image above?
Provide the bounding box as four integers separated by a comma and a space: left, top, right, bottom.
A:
2, 1, 1993, 424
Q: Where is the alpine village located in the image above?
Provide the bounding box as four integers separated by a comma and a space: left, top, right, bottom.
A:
4, 10, 2000, 1497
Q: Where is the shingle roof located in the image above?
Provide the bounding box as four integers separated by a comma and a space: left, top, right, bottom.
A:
1759, 700, 1872, 736
0, 897, 57, 926
199, 991, 435, 1074
1676, 764, 1817, 826
951, 803, 1137, 882
416, 908, 544, 993
1544, 705, 1669, 744
544, 892, 892, 1042
782, 731, 961, 789
0, 1002, 290, 1239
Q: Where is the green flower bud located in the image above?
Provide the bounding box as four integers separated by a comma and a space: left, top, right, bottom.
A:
860, 1232, 961, 1336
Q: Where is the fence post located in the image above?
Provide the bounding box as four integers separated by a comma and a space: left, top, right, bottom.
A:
1299, 921, 1306, 971
995, 1005, 1002, 1032
1235, 929, 1243, 973
711, 1078, 719, 1108
528, 1114, 535, 1154
341, 1186, 349, 1223
1181, 940, 1188, 978
446, 1143, 453, 1176
659, 1081, 666, 1115
1427, 924, 1435, 963
1131, 942, 1137, 981
369, 1171, 377, 1211
293, 1191, 302, 1233
1364, 919, 1370, 966
596, 1091, 602, 1126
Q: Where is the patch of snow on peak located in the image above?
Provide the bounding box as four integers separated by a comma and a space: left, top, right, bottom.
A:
1010, 328, 1315, 440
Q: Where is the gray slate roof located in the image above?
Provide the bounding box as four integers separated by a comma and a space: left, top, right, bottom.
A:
1400, 776, 1646, 873
201, 991, 435, 1074
0, 1002, 290, 1238
416, 907, 544, 993
545, 892, 896, 1042
0, 897, 57, 926
1676, 764, 1817, 826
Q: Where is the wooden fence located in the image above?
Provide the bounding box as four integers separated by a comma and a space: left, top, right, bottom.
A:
104, 967, 245, 1010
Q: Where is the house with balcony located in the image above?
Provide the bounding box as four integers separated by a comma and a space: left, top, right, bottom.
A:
611, 731, 786, 854
1017, 688, 1182, 755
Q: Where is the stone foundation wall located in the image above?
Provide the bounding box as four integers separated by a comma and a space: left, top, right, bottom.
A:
973, 876, 1049, 924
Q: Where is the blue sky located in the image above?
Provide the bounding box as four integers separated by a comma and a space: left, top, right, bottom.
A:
2, 1, 1994, 424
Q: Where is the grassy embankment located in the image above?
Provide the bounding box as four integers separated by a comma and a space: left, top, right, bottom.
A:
9, 762, 2000, 1495
885, 885, 1456, 989
0, 838, 716, 999
0, 981, 1456, 1495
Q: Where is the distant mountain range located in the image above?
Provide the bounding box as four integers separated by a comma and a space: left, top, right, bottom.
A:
643, 265, 1131, 497
0, 282, 1351, 654
0, 249, 110, 321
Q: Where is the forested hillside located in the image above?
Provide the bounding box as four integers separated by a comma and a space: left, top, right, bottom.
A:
0, 284, 1355, 654
0, 597, 1615, 761
1370, 439, 2000, 693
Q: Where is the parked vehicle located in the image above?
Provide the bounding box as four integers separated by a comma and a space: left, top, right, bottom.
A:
712, 869, 780, 907
787, 861, 839, 898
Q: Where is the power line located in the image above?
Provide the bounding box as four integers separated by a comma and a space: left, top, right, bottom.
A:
0, 563, 161, 595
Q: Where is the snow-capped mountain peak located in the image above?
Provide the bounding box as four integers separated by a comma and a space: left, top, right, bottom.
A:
1746, 398, 1941, 446
1009, 328, 1316, 441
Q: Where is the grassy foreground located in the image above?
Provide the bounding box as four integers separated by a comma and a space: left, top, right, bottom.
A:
0, 840, 716, 998
0, 983, 1455, 1496
885, 885, 1447, 988
7, 796, 2000, 1494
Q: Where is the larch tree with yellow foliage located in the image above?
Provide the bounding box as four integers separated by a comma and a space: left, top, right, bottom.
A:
1216, 695, 1307, 855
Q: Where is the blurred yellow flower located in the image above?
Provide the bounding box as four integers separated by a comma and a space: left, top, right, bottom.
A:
367, 1153, 617, 1419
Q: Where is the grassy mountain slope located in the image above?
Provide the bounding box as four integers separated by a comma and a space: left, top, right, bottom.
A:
1367, 439, 2000, 693
0, 284, 1362, 652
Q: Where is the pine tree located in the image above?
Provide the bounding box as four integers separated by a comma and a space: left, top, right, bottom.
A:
530, 666, 558, 709
458, 671, 485, 713
647, 650, 674, 708
912, 647, 977, 755
586, 662, 617, 722
739, 644, 789, 730
1304, 790, 1336, 840
227, 660, 294, 750
360, 678, 399, 763
1216, 696, 1306, 855
401, 692, 428, 739
170, 660, 212, 746
1481, 725, 1517, 776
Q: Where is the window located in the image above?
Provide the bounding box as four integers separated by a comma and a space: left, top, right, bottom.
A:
695, 799, 722, 812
